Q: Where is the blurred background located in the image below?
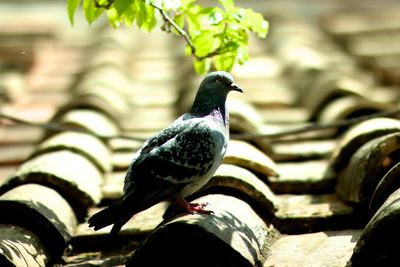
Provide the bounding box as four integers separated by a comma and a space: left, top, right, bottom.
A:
1, 0, 400, 266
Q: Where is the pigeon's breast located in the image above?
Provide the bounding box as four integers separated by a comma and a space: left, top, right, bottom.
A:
174, 120, 228, 197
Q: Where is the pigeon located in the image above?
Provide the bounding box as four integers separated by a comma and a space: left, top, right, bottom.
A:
88, 71, 243, 235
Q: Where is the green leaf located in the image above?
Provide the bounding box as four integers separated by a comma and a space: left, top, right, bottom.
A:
209, 8, 224, 25
225, 27, 248, 46
192, 31, 217, 57
244, 9, 269, 37
172, 13, 185, 35
141, 4, 157, 32
67, 0, 81, 25
159, 0, 181, 10
232, 8, 244, 23
83, 0, 103, 24
107, 7, 121, 27
214, 53, 236, 71
124, 3, 137, 26
134, 2, 157, 32
66, 0, 269, 75
181, 0, 196, 9
193, 58, 211, 75
257, 19, 269, 38
174, 13, 184, 28
236, 46, 249, 64
219, 0, 234, 12
114, 0, 131, 15
136, 0, 147, 28
186, 4, 202, 35
185, 44, 192, 57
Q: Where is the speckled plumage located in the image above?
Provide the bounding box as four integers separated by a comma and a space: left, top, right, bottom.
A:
88, 71, 243, 234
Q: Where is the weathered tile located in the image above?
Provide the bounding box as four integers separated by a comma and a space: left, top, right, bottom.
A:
0, 224, 49, 267
0, 125, 42, 145
202, 164, 278, 213
101, 172, 124, 200
0, 144, 36, 166
0, 41, 34, 70
337, 132, 400, 209
270, 160, 334, 194
0, 150, 103, 220
329, 117, 400, 175
316, 95, 395, 129
78, 65, 131, 95
50, 109, 120, 139
274, 194, 356, 233
228, 98, 264, 134
88, 48, 131, 70
75, 202, 168, 244
272, 139, 336, 162
27, 73, 76, 93
264, 229, 362, 267
347, 32, 400, 58
300, 72, 372, 121
62, 245, 136, 267
0, 166, 15, 183
233, 84, 296, 107
351, 188, 400, 266
224, 140, 279, 178
29, 46, 87, 77
62, 83, 130, 126
2, 102, 57, 124
232, 55, 284, 79
2, 1, 400, 266
369, 161, 400, 214
228, 99, 273, 153
112, 151, 136, 171
256, 122, 337, 142
0, 72, 26, 102
128, 194, 277, 267
322, 8, 400, 36
26, 90, 70, 107
258, 107, 309, 124
121, 107, 174, 132
127, 89, 178, 108
0, 184, 77, 259
108, 137, 144, 152
32, 132, 112, 173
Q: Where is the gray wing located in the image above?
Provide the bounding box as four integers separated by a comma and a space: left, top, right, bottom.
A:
123, 115, 188, 192
122, 117, 226, 203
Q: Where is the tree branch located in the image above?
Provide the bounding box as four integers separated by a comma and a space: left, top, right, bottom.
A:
150, 3, 234, 61
231, 107, 400, 141
92, 0, 226, 61
93, 0, 113, 9
2, 108, 400, 143
0, 112, 147, 142
149, 2, 197, 56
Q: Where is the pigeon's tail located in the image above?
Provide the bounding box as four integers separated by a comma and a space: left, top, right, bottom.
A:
88, 200, 131, 235
88, 203, 118, 231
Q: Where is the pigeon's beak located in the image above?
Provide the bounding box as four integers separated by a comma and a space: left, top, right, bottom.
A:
230, 83, 243, 93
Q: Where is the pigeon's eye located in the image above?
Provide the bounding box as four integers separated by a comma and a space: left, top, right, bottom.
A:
216, 77, 224, 84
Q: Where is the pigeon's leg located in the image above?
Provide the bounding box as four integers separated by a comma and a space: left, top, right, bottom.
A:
176, 197, 214, 215
162, 198, 214, 219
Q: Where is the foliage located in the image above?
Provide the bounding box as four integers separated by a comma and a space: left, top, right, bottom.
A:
67, 0, 269, 74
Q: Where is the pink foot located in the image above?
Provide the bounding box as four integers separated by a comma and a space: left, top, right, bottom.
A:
176, 197, 214, 215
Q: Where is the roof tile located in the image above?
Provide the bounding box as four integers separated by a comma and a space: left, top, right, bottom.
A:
0, 184, 77, 259
1, 1, 400, 266
0, 150, 103, 220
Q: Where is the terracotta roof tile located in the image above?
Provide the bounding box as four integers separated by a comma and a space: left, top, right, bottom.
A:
1, 1, 400, 266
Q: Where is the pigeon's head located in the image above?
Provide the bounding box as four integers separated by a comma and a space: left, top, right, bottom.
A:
191, 71, 243, 116
200, 71, 243, 95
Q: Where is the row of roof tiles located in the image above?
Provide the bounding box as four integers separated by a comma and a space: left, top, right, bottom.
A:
0, 2, 400, 267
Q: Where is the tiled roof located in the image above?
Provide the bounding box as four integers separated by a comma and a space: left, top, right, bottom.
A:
1, 1, 400, 266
